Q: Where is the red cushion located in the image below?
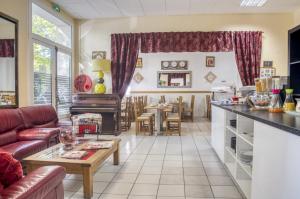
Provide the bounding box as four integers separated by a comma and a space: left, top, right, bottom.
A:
1, 140, 47, 160
17, 128, 60, 141
0, 109, 24, 133
0, 152, 23, 188
18, 105, 58, 128
0, 109, 24, 146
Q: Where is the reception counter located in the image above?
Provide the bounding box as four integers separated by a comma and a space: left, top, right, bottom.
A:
211, 103, 300, 199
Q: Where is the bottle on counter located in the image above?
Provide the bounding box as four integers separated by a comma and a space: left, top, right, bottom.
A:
296, 99, 300, 113
283, 89, 295, 112
269, 89, 283, 113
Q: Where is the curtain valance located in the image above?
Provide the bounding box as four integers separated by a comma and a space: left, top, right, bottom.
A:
111, 31, 263, 98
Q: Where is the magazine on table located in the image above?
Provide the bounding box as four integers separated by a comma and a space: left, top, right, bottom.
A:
82, 141, 114, 150
61, 151, 87, 159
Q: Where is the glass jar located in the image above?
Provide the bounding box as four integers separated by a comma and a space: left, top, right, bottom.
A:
269, 89, 283, 113
59, 129, 75, 150
296, 98, 300, 113
283, 89, 295, 112
250, 92, 271, 108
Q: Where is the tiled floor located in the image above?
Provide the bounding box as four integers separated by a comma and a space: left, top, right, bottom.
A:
64, 119, 243, 199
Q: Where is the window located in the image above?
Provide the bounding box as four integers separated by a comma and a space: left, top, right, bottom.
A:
32, 3, 71, 48
32, 3, 72, 117
57, 51, 72, 116
33, 43, 52, 105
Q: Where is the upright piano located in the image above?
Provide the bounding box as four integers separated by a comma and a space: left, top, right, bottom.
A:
70, 94, 121, 136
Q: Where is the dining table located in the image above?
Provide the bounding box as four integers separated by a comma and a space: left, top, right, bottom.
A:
145, 103, 173, 135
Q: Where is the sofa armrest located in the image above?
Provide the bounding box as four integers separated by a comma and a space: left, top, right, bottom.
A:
1, 166, 66, 199
17, 128, 59, 141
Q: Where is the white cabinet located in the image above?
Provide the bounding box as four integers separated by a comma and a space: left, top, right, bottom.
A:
211, 106, 253, 199
252, 121, 300, 199
211, 106, 225, 162
212, 105, 300, 199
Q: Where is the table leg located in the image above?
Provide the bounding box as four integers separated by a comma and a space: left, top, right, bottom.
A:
83, 167, 93, 199
113, 143, 120, 165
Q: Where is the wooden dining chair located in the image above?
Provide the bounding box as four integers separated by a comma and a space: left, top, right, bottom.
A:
134, 101, 153, 135
121, 97, 133, 131
143, 96, 147, 111
165, 96, 182, 136
120, 97, 130, 131
160, 95, 166, 103
139, 95, 155, 128
183, 95, 195, 122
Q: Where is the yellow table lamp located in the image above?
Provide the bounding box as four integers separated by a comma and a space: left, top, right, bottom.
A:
92, 59, 111, 94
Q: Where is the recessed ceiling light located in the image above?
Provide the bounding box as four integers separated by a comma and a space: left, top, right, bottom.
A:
240, 0, 267, 7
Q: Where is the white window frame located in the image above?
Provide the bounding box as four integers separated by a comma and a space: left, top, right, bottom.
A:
29, 0, 73, 117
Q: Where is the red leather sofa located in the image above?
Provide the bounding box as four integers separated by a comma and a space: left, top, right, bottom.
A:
0, 166, 66, 199
0, 105, 70, 160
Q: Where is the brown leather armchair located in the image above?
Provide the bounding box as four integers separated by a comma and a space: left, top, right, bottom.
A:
0, 166, 66, 199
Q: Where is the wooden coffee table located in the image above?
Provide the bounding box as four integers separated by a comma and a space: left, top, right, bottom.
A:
23, 139, 121, 199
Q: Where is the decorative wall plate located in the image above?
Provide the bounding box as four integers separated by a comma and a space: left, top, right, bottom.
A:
133, 72, 144, 83
74, 74, 92, 92
161, 60, 188, 70
204, 71, 217, 84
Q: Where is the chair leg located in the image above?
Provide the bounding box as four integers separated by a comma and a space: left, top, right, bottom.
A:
166, 121, 169, 136
179, 121, 181, 136
135, 121, 138, 135
152, 116, 155, 131
138, 121, 141, 134
151, 118, 154, 135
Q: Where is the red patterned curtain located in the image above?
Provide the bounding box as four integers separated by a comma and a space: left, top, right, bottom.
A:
233, 31, 262, 86
140, 32, 233, 53
111, 34, 140, 98
0, 39, 14, 57
110, 31, 262, 94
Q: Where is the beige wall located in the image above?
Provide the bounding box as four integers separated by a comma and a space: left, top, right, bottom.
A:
0, 0, 76, 107
80, 13, 294, 80
0, 23, 15, 39
294, 9, 300, 26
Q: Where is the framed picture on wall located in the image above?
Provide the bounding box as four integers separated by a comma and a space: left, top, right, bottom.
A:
260, 67, 276, 78
206, 56, 215, 67
92, 51, 106, 59
136, 58, 143, 68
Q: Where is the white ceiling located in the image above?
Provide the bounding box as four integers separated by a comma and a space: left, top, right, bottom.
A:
51, 0, 300, 19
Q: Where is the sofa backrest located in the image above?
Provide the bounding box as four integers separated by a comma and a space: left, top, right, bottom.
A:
0, 109, 24, 146
18, 105, 58, 128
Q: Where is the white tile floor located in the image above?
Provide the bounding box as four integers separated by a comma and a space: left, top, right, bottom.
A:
64, 119, 243, 199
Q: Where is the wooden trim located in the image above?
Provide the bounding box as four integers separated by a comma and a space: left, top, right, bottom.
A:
130, 90, 212, 94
